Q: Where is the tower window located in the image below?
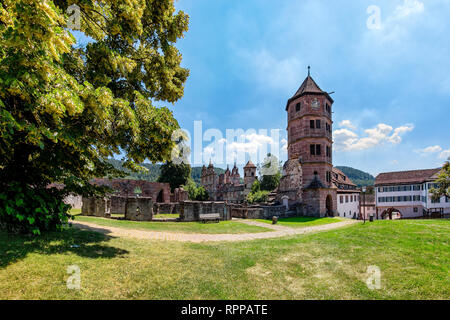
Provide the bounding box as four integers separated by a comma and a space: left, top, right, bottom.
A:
326, 103, 331, 113
316, 120, 321, 129
310, 120, 315, 129
326, 146, 331, 157
296, 102, 301, 112
316, 144, 321, 155
310, 144, 316, 155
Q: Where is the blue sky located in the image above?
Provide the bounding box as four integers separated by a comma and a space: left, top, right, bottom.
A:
162, 0, 450, 176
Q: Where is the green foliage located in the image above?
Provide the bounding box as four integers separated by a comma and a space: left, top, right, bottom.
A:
158, 161, 191, 192
431, 161, 450, 201
251, 180, 261, 193
335, 166, 375, 187
0, 183, 71, 235
0, 1, 189, 233
258, 153, 281, 191
246, 190, 269, 204
182, 179, 209, 201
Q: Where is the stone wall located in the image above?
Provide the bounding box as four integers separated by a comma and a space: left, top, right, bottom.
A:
229, 204, 296, 220
81, 197, 111, 218
124, 197, 153, 221
90, 178, 170, 203
179, 201, 231, 222
153, 203, 181, 215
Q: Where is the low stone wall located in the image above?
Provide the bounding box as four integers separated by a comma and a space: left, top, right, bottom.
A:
229, 204, 300, 220
124, 197, 153, 221
180, 201, 231, 222
153, 203, 181, 215
110, 196, 127, 214
81, 197, 111, 218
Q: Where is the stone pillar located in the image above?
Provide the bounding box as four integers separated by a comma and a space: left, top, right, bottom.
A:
94, 197, 111, 218
125, 197, 153, 221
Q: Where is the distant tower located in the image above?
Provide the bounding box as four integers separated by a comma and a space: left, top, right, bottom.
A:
201, 160, 217, 200
243, 160, 257, 195
231, 162, 240, 185
285, 67, 336, 216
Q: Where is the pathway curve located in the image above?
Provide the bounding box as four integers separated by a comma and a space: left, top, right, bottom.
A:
71, 219, 358, 243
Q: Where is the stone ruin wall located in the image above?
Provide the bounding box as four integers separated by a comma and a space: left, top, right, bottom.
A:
90, 178, 171, 203
180, 201, 232, 222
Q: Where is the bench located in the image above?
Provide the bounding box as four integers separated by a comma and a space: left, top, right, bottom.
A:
199, 213, 221, 223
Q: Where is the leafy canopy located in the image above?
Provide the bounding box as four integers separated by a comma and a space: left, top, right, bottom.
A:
0, 0, 189, 233
430, 161, 450, 201
0, 0, 189, 194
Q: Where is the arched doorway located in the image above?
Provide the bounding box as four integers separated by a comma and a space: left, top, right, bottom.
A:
326, 195, 333, 217
156, 189, 164, 203
381, 208, 402, 220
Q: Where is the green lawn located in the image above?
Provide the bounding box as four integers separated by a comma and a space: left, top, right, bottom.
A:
153, 214, 180, 219
256, 216, 342, 228
0, 219, 448, 299
73, 215, 271, 234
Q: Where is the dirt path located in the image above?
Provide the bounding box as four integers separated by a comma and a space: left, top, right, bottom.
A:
71, 219, 358, 243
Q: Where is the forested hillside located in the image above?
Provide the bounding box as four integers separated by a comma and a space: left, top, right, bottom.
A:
335, 166, 375, 187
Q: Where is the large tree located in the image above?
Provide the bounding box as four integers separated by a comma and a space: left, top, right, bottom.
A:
0, 0, 189, 234
158, 161, 191, 192
431, 160, 450, 201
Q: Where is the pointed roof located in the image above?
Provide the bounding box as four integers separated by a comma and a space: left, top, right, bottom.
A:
286, 68, 334, 110
293, 75, 325, 97
244, 160, 256, 169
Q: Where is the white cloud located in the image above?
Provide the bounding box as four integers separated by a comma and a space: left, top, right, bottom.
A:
394, 0, 425, 19
414, 145, 449, 160
339, 120, 357, 130
415, 145, 443, 154
439, 149, 450, 159
333, 123, 414, 151
390, 160, 399, 165
237, 49, 302, 91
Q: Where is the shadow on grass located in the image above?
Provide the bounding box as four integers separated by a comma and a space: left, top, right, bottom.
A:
0, 225, 129, 268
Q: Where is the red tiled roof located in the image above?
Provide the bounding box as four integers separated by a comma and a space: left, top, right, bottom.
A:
374, 168, 441, 186
332, 167, 357, 187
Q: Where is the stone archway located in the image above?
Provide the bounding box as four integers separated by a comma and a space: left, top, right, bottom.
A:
156, 189, 164, 203
326, 195, 333, 217
381, 208, 402, 220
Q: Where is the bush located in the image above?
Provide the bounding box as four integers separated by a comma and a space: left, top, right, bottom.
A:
246, 190, 270, 204
0, 183, 72, 235
182, 179, 210, 201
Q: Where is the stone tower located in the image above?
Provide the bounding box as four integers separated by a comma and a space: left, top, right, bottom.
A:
243, 160, 257, 195
285, 67, 337, 216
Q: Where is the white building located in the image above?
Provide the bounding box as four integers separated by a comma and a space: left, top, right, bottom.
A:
332, 168, 360, 219
375, 168, 450, 219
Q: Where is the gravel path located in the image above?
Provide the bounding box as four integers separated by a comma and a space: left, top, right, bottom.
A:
71, 219, 358, 243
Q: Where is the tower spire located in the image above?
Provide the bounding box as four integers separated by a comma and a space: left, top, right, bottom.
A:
308, 65, 311, 77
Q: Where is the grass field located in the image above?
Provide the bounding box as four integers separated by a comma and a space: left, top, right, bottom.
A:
0, 219, 448, 299
153, 214, 180, 219
256, 216, 342, 228
72, 215, 271, 234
